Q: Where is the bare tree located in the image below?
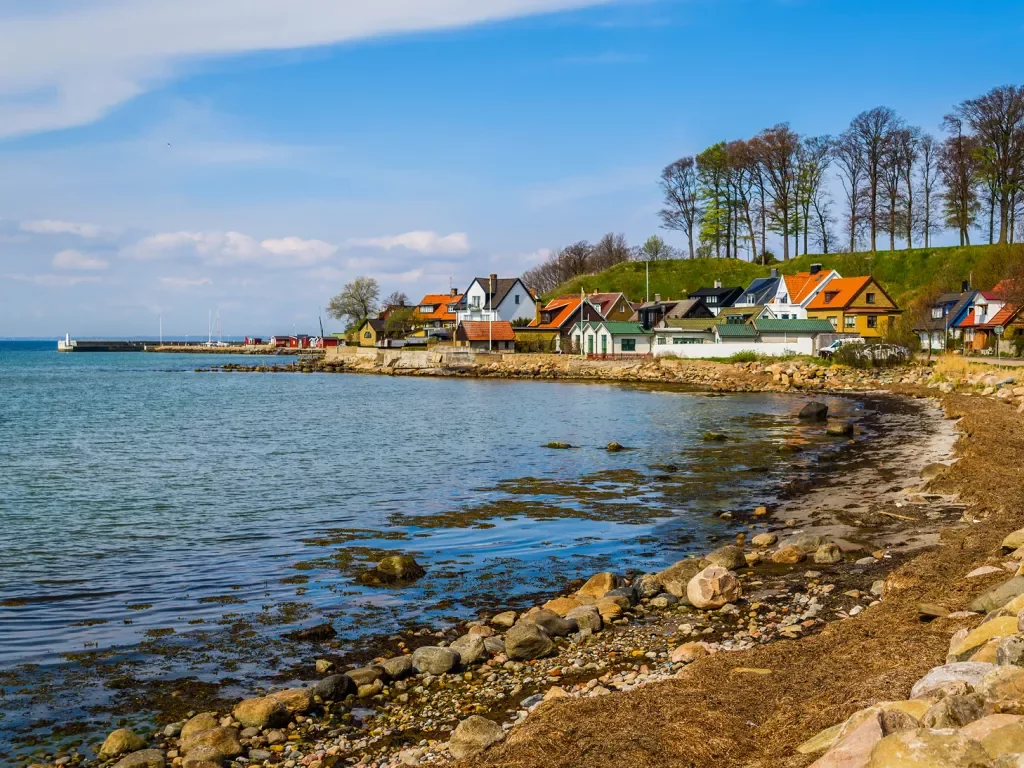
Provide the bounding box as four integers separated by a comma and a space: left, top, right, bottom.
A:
952, 85, 1024, 244
879, 125, 918, 250
659, 158, 702, 259
751, 124, 800, 260
727, 139, 760, 260
939, 116, 982, 246
898, 127, 922, 248
383, 291, 409, 309
796, 135, 832, 256
833, 129, 867, 253
850, 106, 901, 252
918, 134, 942, 247
590, 232, 631, 271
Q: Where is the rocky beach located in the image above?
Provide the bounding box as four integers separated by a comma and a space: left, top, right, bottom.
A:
17, 355, 1024, 768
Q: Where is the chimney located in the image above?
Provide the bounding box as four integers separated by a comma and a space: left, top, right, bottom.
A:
450, 287, 458, 297
810, 263, 822, 275
654, 293, 661, 303
489, 273, 498, 284
714, 279, 722, 289
962, 280, 971, 293
770, 268, 779, 278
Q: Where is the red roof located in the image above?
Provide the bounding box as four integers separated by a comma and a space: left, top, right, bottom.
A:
458, 321, 516, 341
530, 297, 583, 329
414, 293, 463, 323
805, 276, 873, 310
983, 304, 1020, 329
783, 271, 834, 304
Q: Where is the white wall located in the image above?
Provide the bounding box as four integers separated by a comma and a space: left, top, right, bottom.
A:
571, 326, 652, 355
652, 338, 816, 358
458, 279, 536, 324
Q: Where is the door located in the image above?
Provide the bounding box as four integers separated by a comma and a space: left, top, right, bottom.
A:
601, 334, 608, 354
587, 335, 594, 354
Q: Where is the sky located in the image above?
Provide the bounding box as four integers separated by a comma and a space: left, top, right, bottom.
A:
0, 0, 1021, 337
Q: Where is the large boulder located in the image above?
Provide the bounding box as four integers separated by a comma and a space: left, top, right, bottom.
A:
706, 545, 747, 571
981, 720, 1024, 759
656, 559, 703, 599
565, 605, 603, 633
490, 611, 517, 629
382, 656, 414, 679
605, 585, 639, 607
505, 622, 555, 660
112, 750, 165, 768
529, 609, 578, 637
978, 667, 1024, 714
99, 729, 146, 759
232, 697, 290, 729
911, 663, 996, 699
357, 554, 425, 586
780, 533, 833, 553
269, 688, 312, 714
814, 543, 843, 565
866, 728, 990, 766
1004, 530, 1024, 552
972, 578, 1024, 614
826, 422, 855, 437
799, 402, 829, 421
448, 716, 505, 760
812, 710, 883, 768
686, 566, 741, 610
772, 545, 806, 564
180, 713, 219, 742
450, 634, 487, 666
346, 665, 385, 686
923, 694, 987, 729
181, 727, 243, 759
543, 597, 582, 616
950, 618, 1020, 660
577, 572, 623, 599
634, 573, 663, 599
412, 646, 460, 675
595, 597, 625, 623
311, 674, 356, 702
751, 533, 778, 548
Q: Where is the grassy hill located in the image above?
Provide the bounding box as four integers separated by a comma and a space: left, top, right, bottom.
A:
549, 244, 1023, 309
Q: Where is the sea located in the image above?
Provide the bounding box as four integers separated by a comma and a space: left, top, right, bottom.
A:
0, 340, 921, 759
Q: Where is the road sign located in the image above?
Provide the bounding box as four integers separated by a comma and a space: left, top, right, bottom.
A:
995, 325, 1005, 336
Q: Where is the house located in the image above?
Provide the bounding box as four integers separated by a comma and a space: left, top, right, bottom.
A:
413, 289, 463, 329
570, 321, 652, 357
269, 334, 311, 348
455, 320, 516, 351
652, 317, 724, 348
244, 337, 264, 346
520, 295, 604, 353
767, 264, 840, 319
805, 276, 902, 338
355, 319, 387, 348
718, 305, 774, 325
735, 270, 783, 307
913, 286, 979, 351
578, 291, 636, 322
454, 275, 537, 325
958, 291, 1009, 351
634, 295, 714, 330
687, 281, 745, 315
753, 318, 838, 353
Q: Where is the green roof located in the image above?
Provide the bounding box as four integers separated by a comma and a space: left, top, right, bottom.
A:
716, 323, 757, 337
660, 317, 723, 331
754, 319, 836, 333
578, 321, 650, 335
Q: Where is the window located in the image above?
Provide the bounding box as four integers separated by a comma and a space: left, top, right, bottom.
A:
824, 291, 839, 304
364, 331, 372, 338
621, 338, 636, 352
471, 296, 481, 307
657, 336, 666, 345
672, 337, 684, 345
515, 294, 521, 305
827, 316, 837, 329
707, 296, 717, 304
867, 316, 878, 329
931, 306, 944, 319
866, 292, 876, 305
844, 316, 856, 329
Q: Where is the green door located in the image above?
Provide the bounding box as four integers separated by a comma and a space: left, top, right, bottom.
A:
587, 335, 594, 354
601, 335, 608, 354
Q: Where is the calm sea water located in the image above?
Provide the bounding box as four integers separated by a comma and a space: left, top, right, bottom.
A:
0, 340, 880, 756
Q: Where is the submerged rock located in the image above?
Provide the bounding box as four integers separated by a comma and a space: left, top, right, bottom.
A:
358, 554, 426, 586
826, 422, 855, 437
799, 402, 829, 421
544, 442, 573, 449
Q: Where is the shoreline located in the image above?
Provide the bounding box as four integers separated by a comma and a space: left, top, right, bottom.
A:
12, 360, 1008, 768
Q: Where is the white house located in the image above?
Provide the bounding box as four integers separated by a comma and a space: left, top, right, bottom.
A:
455, 275, 537, 325
570, 321, 653, 357
767, 265, 839, 319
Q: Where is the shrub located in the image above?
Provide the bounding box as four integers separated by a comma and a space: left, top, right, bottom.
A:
727, 350, 759, 363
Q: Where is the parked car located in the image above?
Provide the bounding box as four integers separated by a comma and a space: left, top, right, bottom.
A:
818, 338, 864, 359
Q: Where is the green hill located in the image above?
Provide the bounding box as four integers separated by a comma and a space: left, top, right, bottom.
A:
549, 244, 1023, 308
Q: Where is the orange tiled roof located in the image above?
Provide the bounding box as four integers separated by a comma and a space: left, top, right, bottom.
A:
459, 321, 516, 341
414, 293, 463, 322
783, 271, 834, 304
806, 276, 873, 310
530, 297, 583, 329
984, 304, 1020, 329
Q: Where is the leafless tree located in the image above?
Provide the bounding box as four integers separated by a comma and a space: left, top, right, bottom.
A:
952, 85, 1024, 244
850, 106, 901, 252
918, 134, 942, 247
590, 232, 632, 271
796, 135, 832, 256
383, 290, 409, 309
751, 124, 800, 260
727, 139, 760, 261
659, 157, 702, 259
833, 130, 867, 253
898, 127, 922, 248
939, 116, 982, 246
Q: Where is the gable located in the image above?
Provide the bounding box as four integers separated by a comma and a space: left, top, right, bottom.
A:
849, 280, 896, 310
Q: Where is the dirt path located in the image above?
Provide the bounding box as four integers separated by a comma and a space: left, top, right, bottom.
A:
468, 392, 1024, 768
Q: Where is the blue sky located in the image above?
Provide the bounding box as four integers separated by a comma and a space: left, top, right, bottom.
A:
0, 0, 1021, 337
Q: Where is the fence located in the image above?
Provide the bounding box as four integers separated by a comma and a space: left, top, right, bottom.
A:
586, 353, 654, 361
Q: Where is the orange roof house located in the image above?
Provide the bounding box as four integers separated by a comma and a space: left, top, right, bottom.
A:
520, 296, 605, 353
455, 320, 517, 351
414, 291, 463, 327
558, 291, 634, 322
782, 270, 834, 305
805, 276, 901, 337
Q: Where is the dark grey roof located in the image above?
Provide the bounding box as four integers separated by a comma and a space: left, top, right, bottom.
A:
738, 277, 780, 306
471, 277, 526, 309
688, 286, 744, 307
913, 291, 978, 332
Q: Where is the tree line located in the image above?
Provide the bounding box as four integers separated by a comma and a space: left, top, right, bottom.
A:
658, 85, 1024, 262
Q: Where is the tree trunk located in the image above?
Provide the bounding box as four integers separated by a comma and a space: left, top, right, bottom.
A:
889, 196, 896, 251
782, 208, 790, 260
989, 193, 995, 245
688, 231, 695, 260
906, 184, 914, 249
870, 179, 878, 253
759, 185, 766, 261
1000, 190, 1010, 244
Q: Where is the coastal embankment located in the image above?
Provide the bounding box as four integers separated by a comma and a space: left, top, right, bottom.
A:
39, 357, 1024, 768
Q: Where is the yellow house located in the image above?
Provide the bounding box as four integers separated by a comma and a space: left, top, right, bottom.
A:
805, 276, 901, 338
355, 318, 387, 347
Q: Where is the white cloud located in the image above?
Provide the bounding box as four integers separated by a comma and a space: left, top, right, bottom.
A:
52, 249, 109, 270
0, 0, 613, 138
6, 272, 102, 287
347, 231, 471, 255
20, 219, 107, 238
159, 276, 213, 290
130, 231, 337, 268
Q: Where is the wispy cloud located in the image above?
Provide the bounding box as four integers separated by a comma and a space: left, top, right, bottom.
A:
6, 273, 103, 287
129, 231, 337, 268
0, 0, 615, 138
159, 276, 213, 290
346, 231, 472, 255
52, 249, 109, 270
20, 219, 110, 238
